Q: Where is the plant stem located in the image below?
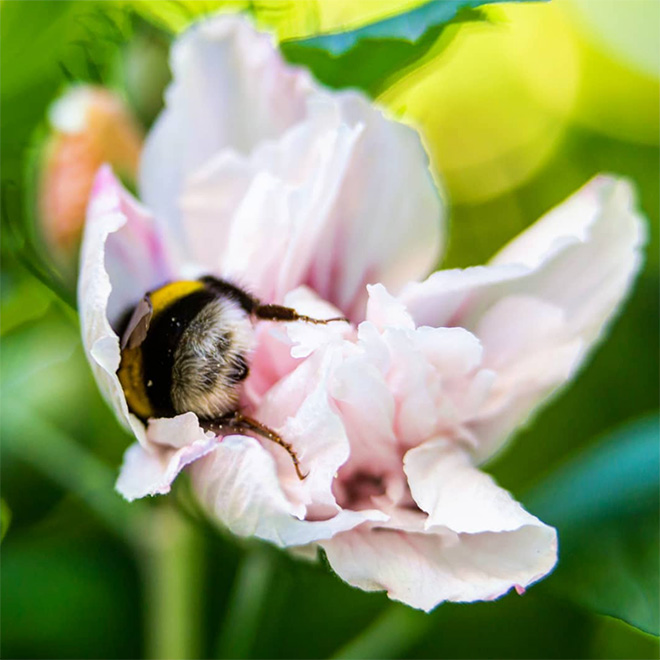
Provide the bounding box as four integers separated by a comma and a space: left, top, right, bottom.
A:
331, 604, 431, 659
3, 398, 206, 660
140, 504, 204, 660
215, 543, 276, 659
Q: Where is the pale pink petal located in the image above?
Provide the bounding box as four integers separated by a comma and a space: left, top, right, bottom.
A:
320, 515, 556, 611
330, 353, 400, 485
396, 264, 526, 329
365, 283, 415, 331
140, 15, 313, 245
78, 165, 175, 440
116, 433, 218, 501
399, 176, 646, 461
403, 439, 552, 535
282, 287, 353, 359
179, 87, 443, 319
255, 347, 351, 517
304, 93, 444, 319
191, 435, 386, 547
180, 99, 362, 299
468, 295, 585, 460
356, 287, 487, 449
146, 411, 213, 449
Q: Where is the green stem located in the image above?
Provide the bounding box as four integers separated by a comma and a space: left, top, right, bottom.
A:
140, 504, 204, 660
2, 397, 205, 660
331, 605, 431, 659
215, 543, 276, 659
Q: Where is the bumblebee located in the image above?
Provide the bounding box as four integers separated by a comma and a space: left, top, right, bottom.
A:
117, 276, 347, 479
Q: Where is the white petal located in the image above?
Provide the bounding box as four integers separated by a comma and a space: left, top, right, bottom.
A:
304, 92, 444, 319
78, 166, 175, 440
180, 98, 361, 297
140, 15, 312, 244
365, 283, 415, 331
330, 354, 400, 478
477, 176, 646, 342
146, 411, 215, 449
400, 176, 646, 461
320, 517, 556, 611
191, 435, 386, 547
179, 87, 443, 319
116, 434, 218, 501
403, 439, 548, 534
282, 286, 353, 359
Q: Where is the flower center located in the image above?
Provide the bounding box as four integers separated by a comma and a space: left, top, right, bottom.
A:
335, 470, 386, 510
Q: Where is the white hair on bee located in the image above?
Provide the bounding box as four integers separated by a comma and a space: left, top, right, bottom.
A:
171, 296, 255, 418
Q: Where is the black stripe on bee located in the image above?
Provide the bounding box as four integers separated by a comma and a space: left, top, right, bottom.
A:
200, 276, 258, 314
140, 288, 217, 417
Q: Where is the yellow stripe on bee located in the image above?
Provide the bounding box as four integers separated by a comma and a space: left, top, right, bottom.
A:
117, 345, 153, 420
118, 280, 205, 420
149, 280, 205, 317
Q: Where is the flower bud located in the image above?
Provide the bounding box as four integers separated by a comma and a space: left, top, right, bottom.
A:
38, 85, 143, 262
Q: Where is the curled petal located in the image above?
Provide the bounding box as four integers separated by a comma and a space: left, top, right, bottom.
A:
78, 166, 175, 439
320, 515, 556, 611
399, 176, 646, 461
404, 439, 552, 535
116, 430, 218, 501
180, 99, 362, 301
282, 286, 353, 359
302, 93, 444, 318
191, 435, 386, 547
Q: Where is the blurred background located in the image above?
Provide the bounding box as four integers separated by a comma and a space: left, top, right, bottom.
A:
1, 1, 658, 658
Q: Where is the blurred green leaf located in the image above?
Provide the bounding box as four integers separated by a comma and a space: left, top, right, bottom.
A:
125, 0, 240, 33
280, 0, 533, 96
1, 534, 141, 659
1, 499, 11, 542
1, 395, 143, 544
527, 415, 660, 635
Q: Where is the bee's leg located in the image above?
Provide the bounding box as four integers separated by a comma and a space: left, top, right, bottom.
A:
253, 303, 349, 326
208, 411, 307, 480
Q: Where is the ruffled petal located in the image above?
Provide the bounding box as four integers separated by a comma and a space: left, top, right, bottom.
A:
139, 15, 313, 245
190, 435, 386, 547
78, 165, 175, 439
322, 441, 557, 612
399, 176, 646, 461
254, 347, 351, 517
177, 69, 443, 318
320, 514, 556, 611
179, 97, 361, 299
116, 429, 218, 501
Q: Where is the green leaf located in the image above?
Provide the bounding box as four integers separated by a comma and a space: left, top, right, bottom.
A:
526, 415, 660, 635
280, 0, 533, 97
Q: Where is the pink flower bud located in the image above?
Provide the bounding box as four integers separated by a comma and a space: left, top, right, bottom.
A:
39, 86, 143, 260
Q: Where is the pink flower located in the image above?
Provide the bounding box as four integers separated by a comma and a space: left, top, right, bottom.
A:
78, 15, 645, 610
